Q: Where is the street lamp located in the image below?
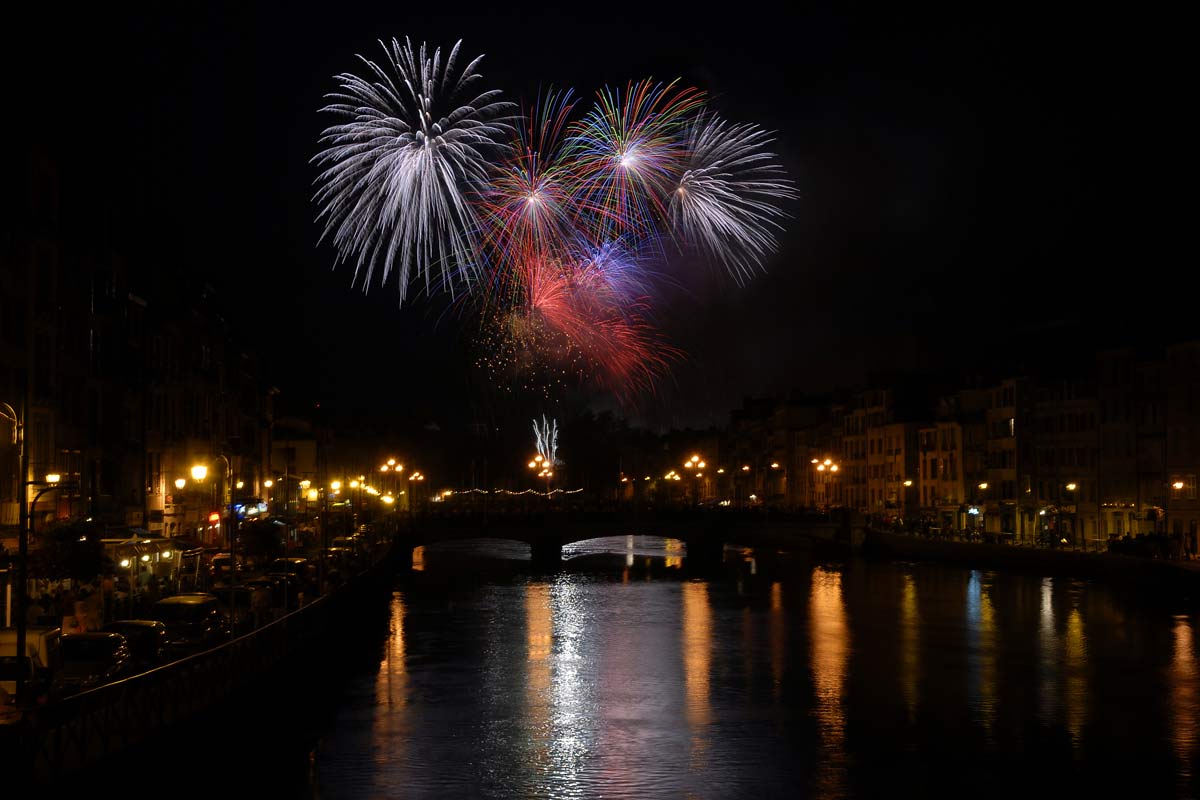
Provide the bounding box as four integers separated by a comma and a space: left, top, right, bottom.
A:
1065, 482, 1078, 549
528, 455, 553, 499
813, 458, 840, 514
684, 455, 707, 504
977, 482, 989, 537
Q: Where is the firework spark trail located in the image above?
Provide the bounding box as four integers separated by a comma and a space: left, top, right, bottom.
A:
316, 40, 796, 402
313, 37, 513, 304
563, 79, 706, 241
669, 112, 798, 282
533, 416, 558, 465
523, 252, 680, 400
475, 90, 582, 307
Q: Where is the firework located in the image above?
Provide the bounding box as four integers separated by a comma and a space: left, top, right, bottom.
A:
533, 416, 559, 466
315, 38, 796, 403
563, 79, 706, 240
475, 90, 581, 305
313, 38, 513, 304
669, 112, 797, 282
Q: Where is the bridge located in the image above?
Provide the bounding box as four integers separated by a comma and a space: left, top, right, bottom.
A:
395, 508, 866, 569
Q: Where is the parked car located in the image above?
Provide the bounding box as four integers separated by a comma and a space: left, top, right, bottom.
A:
208, 552, 246, 583
51, 632, 131, 698
102, 620, 168, 669
257, 572, 303, 610
269, 557, 310, 579
0, 626, 62, 701
208, 586, 255, 635
148, 594, 229, 656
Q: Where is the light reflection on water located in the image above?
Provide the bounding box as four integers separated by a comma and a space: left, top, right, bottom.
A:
308, 538, 1200, 799
809, 566, 849, 798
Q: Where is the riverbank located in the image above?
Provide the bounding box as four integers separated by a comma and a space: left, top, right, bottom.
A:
862, 528, 1200, 598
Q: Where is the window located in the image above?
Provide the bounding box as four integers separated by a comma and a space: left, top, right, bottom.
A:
1175, 475, 1199, 501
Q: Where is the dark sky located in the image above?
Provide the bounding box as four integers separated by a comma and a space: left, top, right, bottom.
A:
13, 3, 1171, 433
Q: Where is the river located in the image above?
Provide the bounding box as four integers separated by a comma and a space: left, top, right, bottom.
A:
65, 535, 1200, 798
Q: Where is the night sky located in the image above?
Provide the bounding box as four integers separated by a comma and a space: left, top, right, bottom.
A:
12, 4, 1167, 433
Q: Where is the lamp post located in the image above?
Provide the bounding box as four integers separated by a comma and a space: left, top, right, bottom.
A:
3, 400, 30, 703
29, 474, 62, 538
190, 463, 209, 540
977, 482, 989, 539
1065, 482, 1078, 550
528, 456, 552, 499
214, 455, 235, 595
684, 454, 706, 505
813, 458, 840, 519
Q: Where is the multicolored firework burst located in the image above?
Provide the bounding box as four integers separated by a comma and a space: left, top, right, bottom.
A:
315, 38, 795, 404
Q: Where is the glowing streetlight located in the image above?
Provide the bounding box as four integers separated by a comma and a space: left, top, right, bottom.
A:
45, 473, 61, 485
264, 479, 274, 488
235, 480, 244, 490
1065, 482, 1077, 492
191, 464, 208, 482
813, 457, 840, 512
331, 480, 342, 491
175, 478, 187, 490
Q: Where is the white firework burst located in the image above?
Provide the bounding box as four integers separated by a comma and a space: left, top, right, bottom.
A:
533, 415, 559, 466
313, 37, 513, 304
669, 113, 797, 283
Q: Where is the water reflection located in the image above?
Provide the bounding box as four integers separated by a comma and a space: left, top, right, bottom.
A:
292, 543, 1200, 799
1038, 577, 1058, 728
1064, 605, 1087, 748
525, 583, 553, 780
810, 567, 849, 797
549, 579, 595, 796
770, 581, 784, 701
966, 571, 997, 741
1172, 616, 1198, 785
901, 573, 919, 724
682, 580, 713, 771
